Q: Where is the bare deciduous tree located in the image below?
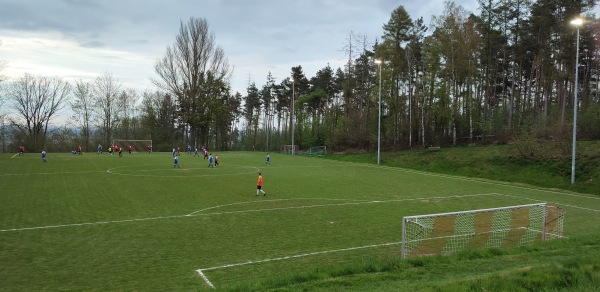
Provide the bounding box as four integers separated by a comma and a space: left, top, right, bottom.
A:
0, 40, 8, 112
70, 79, 93, 151
0, 40, 7, 84
116, 88, 139, 139
153, 17, 231, 147
93, 72, 122, 146
6, 73, 70, 150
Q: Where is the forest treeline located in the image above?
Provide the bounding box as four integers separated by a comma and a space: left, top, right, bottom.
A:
1, 1, 599, 155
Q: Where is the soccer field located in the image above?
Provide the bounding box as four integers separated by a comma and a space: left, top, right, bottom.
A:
1, 151, 599, 290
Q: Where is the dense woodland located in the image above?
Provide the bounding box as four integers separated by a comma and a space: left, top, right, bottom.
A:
1, 1, 599, 155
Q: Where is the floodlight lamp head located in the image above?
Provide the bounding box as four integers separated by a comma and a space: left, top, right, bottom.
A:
570, 18, 583, 26
375, 59, 382, 64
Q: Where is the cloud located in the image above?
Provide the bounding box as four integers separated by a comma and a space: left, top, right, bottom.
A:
1, 0, 485, 96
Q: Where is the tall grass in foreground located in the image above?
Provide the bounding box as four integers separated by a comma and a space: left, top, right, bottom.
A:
228, 235, 600, 291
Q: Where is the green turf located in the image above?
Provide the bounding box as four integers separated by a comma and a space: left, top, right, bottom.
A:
0, 151, 599, 290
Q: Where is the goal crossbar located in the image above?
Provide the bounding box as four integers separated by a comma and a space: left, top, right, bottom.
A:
403, 203, 546, 220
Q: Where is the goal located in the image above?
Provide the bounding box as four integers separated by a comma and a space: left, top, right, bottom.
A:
303, 146, 327, 156
280, 145, 299, 155
112, 139, 153, 152
401, 203, 565, 258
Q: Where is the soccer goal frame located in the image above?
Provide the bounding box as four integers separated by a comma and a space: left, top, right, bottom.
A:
112, 139, 153, 152
303, 146, 327, 156
401, 203, 565, 258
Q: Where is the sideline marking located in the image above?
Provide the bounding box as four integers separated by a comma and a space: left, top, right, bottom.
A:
196, 240, 403, 289
0, 194, 495, 233
0, 170, 105, 176
494, 193, 600, 213
11, 153, 19, 158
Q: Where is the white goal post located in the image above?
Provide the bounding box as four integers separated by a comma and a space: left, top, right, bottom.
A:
112, 139, 153, 152
401, 203, 565, 258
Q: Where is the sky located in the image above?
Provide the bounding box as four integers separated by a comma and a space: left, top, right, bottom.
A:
1, 0, 597, 117
0, 0, 484, 95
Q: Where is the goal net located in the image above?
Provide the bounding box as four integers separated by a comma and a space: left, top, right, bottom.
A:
401, 203, 565, 258
280, 145, 299, 155
303, 146, 327, 156
112, 140, 153, 152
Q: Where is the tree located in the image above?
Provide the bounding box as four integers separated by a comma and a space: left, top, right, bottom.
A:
153, 17, 231, 148
243, 82, 260, 150
6, 74, 70, 150
70, 79, 93, 151
0, 40, 7, 85
93, 72, 122, 146
381, 5, 413, 146
140, 90, 178, 150
115, 88, 139, 139
0, 41, 7, 152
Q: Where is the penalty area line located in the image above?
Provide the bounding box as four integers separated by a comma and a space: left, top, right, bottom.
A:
1, 193, 498, 233
196, 240, 403, 289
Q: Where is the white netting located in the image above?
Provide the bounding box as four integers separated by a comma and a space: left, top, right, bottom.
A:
401, 203, 564, 258
304, 146, 327, 156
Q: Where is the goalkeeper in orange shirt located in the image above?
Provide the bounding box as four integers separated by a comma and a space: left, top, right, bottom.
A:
256, 172, 266, 196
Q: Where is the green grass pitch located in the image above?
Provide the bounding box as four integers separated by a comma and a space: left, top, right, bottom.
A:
0, 151, 599, 290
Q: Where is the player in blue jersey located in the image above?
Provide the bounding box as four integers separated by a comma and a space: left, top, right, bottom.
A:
187, 145, 191, 155
266, 153, 270, 166
174, 155, 179, 168
194, 147, 199, 157
41, 150, 47, 162
97, 144, 102, 154
208, 153, 214, 168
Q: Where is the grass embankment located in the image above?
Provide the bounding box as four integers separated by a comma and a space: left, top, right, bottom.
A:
326, 141, 600, 196
232, 142, 600, 291
230, 235, 600, 291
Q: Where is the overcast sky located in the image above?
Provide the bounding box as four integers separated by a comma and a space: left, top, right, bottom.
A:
0, 0, 489, 96
2, 0, 597, 101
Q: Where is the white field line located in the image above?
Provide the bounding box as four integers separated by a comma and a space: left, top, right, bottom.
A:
356, 163, 600, 200
493, 193, 600, 213
0, 194, 495, 233
187, 197, 375, 216
185, 194, 496, 218
0, 170, 105, 176
0, 214, 186, 232
197, 270, 216, 289
196, 240, 404, 289
11, 153, 19, 158
106, 165, 260, 178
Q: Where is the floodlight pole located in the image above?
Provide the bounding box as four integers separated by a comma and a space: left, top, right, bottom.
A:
375, 59, 382, 165
571, 18, 582, 185
291, 77, 295, 155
